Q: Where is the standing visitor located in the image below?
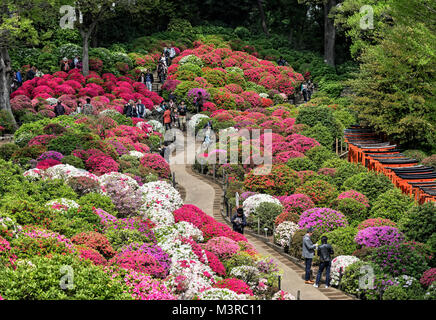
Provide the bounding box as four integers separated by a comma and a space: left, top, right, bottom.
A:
277, 56, 287, 66
16, 70, 22, 87
61, 58, 70, 72
26, 66, 36, 81
157, 61, 167, 84
83, 98, 94, 116
131, 104, 139, 118
307, 80, 314, 101
195, 92, 204, 114
314, 236, 334, 288
76, 101, 83, 114
123, 100, 133, 117
164, 48, 170, 66
301, 82, 308, 102
11, 72, 19, 92
138, 72, 146, 84
177, 101, 187, 131
54, 101, 65, 117
231, 207, 247, 234
163, 107, 172, 131
73, 56, 80, 69
137, 99, 146, 119
302, 227, 317, 284
145, 69, 154, 92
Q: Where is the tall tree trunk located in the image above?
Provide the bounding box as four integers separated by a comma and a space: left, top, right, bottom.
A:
257, 0, 270, 36
81, 30, 92, 76
324, 0, 336, 66
0, 47, 17, 129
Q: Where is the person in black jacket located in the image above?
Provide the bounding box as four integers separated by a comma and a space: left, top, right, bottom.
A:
26, 66, 36, 81
123, 100, 133, 117
54, 101, 65, 117
314, 236, 334, 288
231, 207, 247, 234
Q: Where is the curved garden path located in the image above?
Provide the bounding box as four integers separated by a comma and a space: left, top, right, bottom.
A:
167, 133, 353, 300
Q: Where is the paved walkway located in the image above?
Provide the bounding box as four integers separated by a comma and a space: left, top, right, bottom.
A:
167, 135, 354, 300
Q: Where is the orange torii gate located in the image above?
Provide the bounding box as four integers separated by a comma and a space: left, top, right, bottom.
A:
344, 126, 436, 204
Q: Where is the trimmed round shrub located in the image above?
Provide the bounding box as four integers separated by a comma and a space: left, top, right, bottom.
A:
370, 188, 414, 222
370, 243, 429, 279
295, 179, 337, 206
398, 203, 436, 244
249, 202, 283, 235
342, 171, 393, 204
320, 226, 358, 256
0, 143, 20, 161
204, 237, 240, 261
287, 157, 317, 171
298, 208, 348, 234
337, 190, 370, 207
355, 226, 405, 248
61, 155, 85, 169
302, 123, 334, 148
357, 218, 397, 231
330, 198, 369, 223
275, 194, 315, 215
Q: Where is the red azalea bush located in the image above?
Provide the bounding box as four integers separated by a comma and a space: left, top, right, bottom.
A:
204, 250, 226, 276
28, 134, 57, 146
140, 153, 171, 179
71, 231, 115, 258
173, 204, 214, 229
295, 179, 337, 206
86, 154, 119, 176
200, 221, 247, 242
213, 278, 254, 295
109, 250, 166, 278
357, 218, 397, 231
420, 268, 436, 287
243, 164, 300, 195
286, 134, 320, 153
337, 190, 370, 208
77, 246, 107, 266
275, 194, 315, 215
36, 158, 61, 169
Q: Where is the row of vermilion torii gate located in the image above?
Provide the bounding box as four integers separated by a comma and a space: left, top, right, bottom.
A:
344, 125, 436, 204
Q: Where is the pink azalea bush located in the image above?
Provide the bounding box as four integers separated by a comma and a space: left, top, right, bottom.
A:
204, 236, 240, 260
338, 190, 370, 208
298, 208, 348, 234
140, 153, 171, 179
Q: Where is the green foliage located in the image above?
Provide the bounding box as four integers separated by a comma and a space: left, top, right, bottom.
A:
342, 171, 393, 204
296, 106, 342, 139
322, 158, 367, 188
382, 285, 410, 300
304, 145, 338, 169
37, 52, 58, 74
0, 254, 131, 300
340, 260, 383, 299
0, 199, 55, 227
248, 202, 283, 235
319, 226, 358, 256
104, 227, 150, 251
0, 143, 19, 161
287, 157, 318, 171
331, 198, 369, 223
399, 203, 436, 244
222, 251, 256, 274
403, 150, 428, 162
47, 132, 95, 155
370, 188, 414, 222
302, 123, 334, 148
0, 110, 16, 134
61, 155, 85, 169
233, 26, 251, 39
78, 193, 117, 217
0, 160, 25, 196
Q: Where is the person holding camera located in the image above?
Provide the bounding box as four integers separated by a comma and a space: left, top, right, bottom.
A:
231, 207, 247, 234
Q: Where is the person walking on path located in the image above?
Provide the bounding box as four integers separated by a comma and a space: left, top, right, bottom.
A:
177, 100, 187, 131
83, 98, 94, 116
144, 69, 154, 92
163, 107, 172, 131
157, 61, 167, 84
16, 70, 22, 88
301, 82, 308, 103
307, 80, 314, 101
231, 207, 247, 234
302, 227, 317, 284
195, 92, 204, 114
54, 101, 65, 117
277, 56, 287, 66
314, 236, 334, 288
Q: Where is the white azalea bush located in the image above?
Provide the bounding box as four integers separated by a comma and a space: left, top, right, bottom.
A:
188, 114, 209, 132
158, 238, 201, 264
99, 172, 139, 192
165, 259, 216, 299
140, 204, 175, 227
197, 288, 248, 300
146, 120, 164, 134
155, 221, 204, 243
45, 198, 80, 213
330, 255, 361, 286
242, 194, 282, 218
272, 290, 296, 300
128, 150, 145, 158
139, 181, 183, 212
230, 265, 261, 287
23, 168, 46, 181
274, 221, 299, 247
45, 164, 99, 183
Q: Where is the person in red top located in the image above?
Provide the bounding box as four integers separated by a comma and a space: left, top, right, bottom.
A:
163, 108, 172, 130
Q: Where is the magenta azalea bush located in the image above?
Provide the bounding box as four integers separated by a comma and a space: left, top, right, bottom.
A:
298, 208, 348, 234
420, 268, 436, 287
204, 236, 240, 260
354, 226, 405, 248
275, 194, 315, 215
